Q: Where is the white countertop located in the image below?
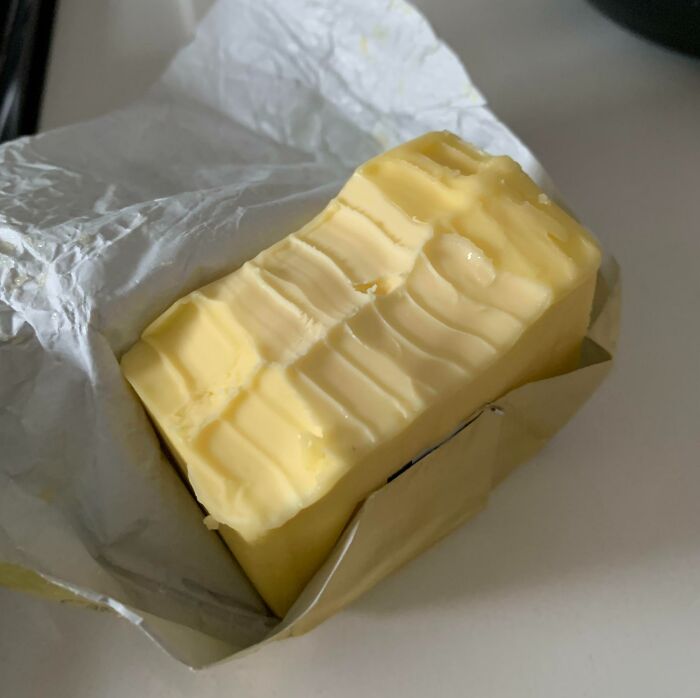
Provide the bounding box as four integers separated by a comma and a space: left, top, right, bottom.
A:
4, 1, 700, 695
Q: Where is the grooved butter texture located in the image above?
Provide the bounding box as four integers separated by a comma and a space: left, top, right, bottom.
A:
121, 132, 601, 616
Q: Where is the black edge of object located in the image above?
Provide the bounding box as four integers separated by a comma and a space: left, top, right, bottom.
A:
589, 0, 700, 58
0, 0, 59, 144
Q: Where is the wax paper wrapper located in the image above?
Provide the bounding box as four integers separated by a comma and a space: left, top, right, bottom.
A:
0, 0, 619, 668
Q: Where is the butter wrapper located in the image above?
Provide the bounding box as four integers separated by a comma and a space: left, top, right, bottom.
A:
0, 0, 619, 668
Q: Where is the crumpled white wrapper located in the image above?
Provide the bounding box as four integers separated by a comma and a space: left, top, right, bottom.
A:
1, 0, 570, 667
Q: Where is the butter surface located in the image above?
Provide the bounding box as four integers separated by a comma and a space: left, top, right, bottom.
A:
122, 132, 601, 616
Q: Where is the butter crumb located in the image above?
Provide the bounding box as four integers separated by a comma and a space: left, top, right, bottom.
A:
203, 515, 220, 530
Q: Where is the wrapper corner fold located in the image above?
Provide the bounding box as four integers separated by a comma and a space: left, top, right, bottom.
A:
0, 0, 619, 668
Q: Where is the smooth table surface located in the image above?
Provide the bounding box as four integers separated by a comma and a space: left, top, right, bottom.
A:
4, 1, 700, 696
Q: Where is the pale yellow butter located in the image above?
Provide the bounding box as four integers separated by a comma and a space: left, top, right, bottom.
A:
122, 132, 601, 616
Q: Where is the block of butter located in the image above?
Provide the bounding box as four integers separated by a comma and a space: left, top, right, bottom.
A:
122, 131, 601, 617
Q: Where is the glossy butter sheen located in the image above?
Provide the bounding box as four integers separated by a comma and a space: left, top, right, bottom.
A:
121, 132, 601, 616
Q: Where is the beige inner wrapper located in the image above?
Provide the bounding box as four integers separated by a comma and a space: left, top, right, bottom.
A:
269, 256, 619, 644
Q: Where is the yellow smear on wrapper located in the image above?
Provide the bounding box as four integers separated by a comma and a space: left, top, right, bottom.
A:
122, 131, 601, 616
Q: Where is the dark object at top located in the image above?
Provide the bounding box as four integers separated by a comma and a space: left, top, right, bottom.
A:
0, 0, 57, 143
590, 0, 700, 57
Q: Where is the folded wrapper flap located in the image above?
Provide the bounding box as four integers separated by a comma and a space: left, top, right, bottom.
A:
0, 0, 619, 668
271, 257, 619, 646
